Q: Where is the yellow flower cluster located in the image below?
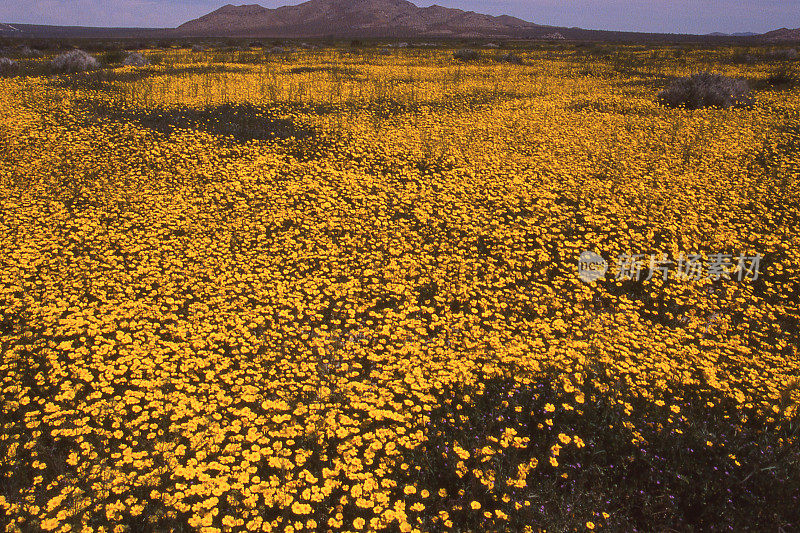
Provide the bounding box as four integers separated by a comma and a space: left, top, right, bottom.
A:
0, 46, 798, 532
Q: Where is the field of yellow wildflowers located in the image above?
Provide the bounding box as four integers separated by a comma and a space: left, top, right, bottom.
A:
1, 44, 799, 532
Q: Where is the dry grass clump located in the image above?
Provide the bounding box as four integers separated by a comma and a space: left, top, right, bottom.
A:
497, 53, 524, 65
0, 57, 18, 75
51, 50, 100, 73
658, 72, 754, 109
453, 48, 480, 61
122, 52, 150, 67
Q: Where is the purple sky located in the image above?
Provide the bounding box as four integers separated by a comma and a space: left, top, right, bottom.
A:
1, 0, 797, 34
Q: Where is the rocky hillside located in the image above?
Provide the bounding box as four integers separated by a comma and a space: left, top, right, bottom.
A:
176, 0, 548, 38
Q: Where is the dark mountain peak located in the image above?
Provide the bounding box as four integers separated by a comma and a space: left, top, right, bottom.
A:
176, 0, 542, 37
213, 4, 269, 14
762, 27, 800, 41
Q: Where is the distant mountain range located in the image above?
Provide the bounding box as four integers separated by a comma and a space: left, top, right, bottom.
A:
1, 1, 799, 42
175, 0, 548, 38
175, 1, 800, 40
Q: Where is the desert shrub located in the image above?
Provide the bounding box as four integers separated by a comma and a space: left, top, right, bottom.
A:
51, 50, 100, 73
17, 45, 42, 58
0, 45, 36, 59
658, 72, 754, 109
122, 52, 150, 67
0, 57, 18, 76
768, 48, 799, 61
730, 50, 755, 64
100, 49, 126, 65
453, 48, 480, 61
731, 48, 798, 65
497, 53, 524, 65
766, 68, 798, 88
